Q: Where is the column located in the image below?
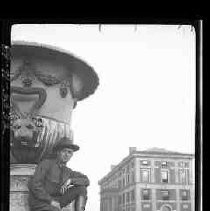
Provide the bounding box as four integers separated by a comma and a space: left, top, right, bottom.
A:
175, 161, 179, 184
176, 188, 180, 211
135, 158, 141, 211
151, 160, 155, 183
152, 188, 157, 211
135, 157, 140, 183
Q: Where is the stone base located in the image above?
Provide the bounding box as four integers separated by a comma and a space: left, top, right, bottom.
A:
10, 164, 75, 211
10, 164, 36, 211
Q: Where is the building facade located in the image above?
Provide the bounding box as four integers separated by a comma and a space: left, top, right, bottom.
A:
98, 147, 195, 211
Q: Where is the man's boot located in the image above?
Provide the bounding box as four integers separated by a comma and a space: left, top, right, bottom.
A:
74, 195, 87, 211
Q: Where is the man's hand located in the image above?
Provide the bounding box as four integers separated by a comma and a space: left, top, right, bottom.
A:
51, 200, 61, 210
60, 178, 73, 194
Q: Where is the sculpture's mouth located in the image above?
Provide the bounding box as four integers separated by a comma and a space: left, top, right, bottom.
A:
12, 93, 40, 116
10, 129, 40, 148
19, 138, 28, 146
10, 86, 47, 118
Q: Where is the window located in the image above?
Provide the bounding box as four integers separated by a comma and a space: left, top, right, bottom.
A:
179, 169, 188, 184
181, 190, 188, 200
161, 170, 169, 183
142, 189, 150, 200
131, 171, 135, 183
162, 205, 172, 211
126, 192, 130, 203
161, 190, 169, 200
183, 204, 189, 209
143, 204, 150, 208
118, 179, 122, 189
131, 190, 135, 202
141, 169, 150, 182
142, 160, 148, 165
118, 195, 122, 205
161, 161, 167, 168
126, 174, 130, 183
122, 193, 125, 205
180, 161, 188, 168
123, 177, 126, 187
131, 161, 134, 168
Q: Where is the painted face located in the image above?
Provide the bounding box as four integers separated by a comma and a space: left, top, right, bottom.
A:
57, 147, 74, 163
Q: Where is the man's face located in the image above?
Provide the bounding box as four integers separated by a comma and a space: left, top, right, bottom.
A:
57, 148, 73, 163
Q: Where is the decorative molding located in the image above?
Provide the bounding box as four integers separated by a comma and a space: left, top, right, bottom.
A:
60, 80, 71, 98
11, 60, 61, 86
10, 175, 30, 192
35, 70, 61, 86
11, 61, 77, 101
10, 164, 36, 175
135, 183, 193, 189
11, 60, 74, 89
10, 165, 36, 193
10, 193, 29, 207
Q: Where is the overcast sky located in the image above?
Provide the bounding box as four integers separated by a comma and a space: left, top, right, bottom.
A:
11, 24, 196, 211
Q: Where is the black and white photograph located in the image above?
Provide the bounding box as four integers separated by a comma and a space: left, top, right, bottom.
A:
1, 23, 202, 211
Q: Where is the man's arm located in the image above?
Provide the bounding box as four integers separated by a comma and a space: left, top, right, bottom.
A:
60, 169, 90, 194
69, 170, 90, 186
28, 159, 52, 203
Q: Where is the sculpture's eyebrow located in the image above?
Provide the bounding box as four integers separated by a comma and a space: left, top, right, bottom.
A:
34, 71, 62, 86
10, 60, 62, 86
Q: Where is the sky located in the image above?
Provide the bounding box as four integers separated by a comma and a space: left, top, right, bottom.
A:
11, 24, 196, 211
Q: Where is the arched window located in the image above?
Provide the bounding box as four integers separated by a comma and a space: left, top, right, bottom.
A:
161, 205, 172, 211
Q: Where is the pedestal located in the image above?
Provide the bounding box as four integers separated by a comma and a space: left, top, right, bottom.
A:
10, 164, 75, 211
10, 164, 36, 211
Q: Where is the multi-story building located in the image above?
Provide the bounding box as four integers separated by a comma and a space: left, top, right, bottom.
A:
98, 147, 195, 211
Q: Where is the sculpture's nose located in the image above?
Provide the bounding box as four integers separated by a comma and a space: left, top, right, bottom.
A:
12, 119, 35, 139
11, 86, 47, 118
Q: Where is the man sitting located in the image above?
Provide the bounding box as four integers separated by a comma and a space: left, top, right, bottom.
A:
28, 137, 89, 211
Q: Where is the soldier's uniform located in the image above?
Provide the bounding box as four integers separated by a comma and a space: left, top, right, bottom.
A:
28, 138, 89, 211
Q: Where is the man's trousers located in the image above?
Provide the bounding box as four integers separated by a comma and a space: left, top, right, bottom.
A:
29, 186, 87, 211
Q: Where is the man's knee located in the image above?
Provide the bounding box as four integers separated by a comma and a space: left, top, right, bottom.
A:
49, 207, 61, 211
59, 186, 88, 208
75, 186, 87, 197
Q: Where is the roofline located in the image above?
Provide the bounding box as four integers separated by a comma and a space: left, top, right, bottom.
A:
98, 151, 194, 185
134, 150, 194, 157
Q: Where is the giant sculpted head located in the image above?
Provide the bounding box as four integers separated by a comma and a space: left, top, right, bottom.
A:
10, 41, 99, 164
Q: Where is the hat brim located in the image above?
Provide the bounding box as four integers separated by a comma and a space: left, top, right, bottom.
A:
53, 143, 80, 152
11, 41, 99, 101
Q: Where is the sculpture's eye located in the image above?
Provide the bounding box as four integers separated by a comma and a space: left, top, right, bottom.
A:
32, 117, 37, 124
13, 124, 21, 130
60, 86, 68, 98
26, 124, 34, 130
22, 78, 33, 87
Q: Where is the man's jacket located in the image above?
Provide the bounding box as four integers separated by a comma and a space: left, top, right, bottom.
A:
28, 158, 89, 209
